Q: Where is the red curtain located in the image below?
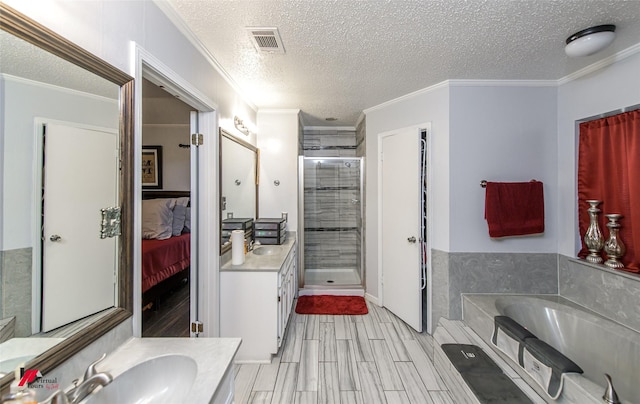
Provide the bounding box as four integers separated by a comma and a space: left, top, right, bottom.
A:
577, 109, 640, 273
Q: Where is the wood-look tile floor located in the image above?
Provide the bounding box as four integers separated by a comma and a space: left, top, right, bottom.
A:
141, 281, 190, 338
234, 300, 454, 404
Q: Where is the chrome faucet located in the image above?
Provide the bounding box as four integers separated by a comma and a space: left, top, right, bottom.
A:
66, 373, 112, 403
603, 373, 621, 404
40, 354, 112, 404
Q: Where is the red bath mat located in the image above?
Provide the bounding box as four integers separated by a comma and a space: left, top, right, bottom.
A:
295, 295, 368, 315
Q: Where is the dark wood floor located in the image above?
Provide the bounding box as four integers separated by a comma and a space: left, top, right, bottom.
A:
142, 280, 190, 337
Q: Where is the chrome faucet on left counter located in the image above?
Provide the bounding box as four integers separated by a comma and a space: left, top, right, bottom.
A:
39, 354, 112, 404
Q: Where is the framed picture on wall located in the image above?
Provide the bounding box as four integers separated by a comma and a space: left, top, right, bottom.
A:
142, 145, 163, 189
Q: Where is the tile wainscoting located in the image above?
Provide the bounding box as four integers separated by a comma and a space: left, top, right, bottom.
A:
559, 255, 640, 333
431, 250, 558, 322
1, 247, 32, 336
431, 250, 640, 334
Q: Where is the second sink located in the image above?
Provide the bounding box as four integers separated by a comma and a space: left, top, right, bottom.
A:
252, 245, 283, 256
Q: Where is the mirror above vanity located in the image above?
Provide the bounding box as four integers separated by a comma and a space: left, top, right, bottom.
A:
219, 128, 259, 255
0, 3, 133, 391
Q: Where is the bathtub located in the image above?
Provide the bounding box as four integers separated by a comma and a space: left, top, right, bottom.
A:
462, 294, 639, 404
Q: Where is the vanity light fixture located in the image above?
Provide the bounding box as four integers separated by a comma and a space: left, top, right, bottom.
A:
234, 116, 253, 136
565, 24, 616, 57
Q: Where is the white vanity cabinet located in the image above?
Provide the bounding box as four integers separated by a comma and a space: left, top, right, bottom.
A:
277, 242, 296, 347
220, 237, 297, 362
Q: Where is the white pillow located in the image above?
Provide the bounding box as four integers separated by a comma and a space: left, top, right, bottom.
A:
174, 197, 190, 207
183, 207, 191, 233
142, 198, 175, 240
172, 204, 187, 236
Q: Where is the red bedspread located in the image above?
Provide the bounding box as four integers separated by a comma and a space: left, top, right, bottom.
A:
141, 233, 190, 293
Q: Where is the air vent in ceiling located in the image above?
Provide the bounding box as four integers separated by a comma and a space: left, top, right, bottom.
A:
247, 27, 285, 54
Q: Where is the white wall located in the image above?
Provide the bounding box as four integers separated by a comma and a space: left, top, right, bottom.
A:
1, 75, 118, 250
4, 0, 257, 143
364, 84, 450, 298
557, 51, 640, 257
449, 84, 558, 252
364, 82, 560, 299
142, 125, 191, 191
257, 110, 301, 232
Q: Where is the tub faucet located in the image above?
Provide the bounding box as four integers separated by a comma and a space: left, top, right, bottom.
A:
603, 373, 621, 404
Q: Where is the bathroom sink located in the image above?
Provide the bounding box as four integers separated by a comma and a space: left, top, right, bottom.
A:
252, 245, 283, 255
84, 354, 196, 404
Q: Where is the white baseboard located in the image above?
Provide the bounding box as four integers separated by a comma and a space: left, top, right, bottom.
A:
364, 293, 379, 306
298, 288, 365, 297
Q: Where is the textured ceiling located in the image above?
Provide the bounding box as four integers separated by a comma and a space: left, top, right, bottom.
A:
166, 0, 640, 127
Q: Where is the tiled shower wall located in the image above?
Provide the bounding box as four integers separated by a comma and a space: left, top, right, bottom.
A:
303, 128, 357, 158
356, 119, 366, 276
356, 119, 366, 158
302, 129, 362, 272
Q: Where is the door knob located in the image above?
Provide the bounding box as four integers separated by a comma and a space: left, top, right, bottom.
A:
407, 236, 416, 243
50, 234, 62, 242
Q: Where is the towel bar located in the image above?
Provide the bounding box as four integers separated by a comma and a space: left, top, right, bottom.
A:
481, 179, 538, 188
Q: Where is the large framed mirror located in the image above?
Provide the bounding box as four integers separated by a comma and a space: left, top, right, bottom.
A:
0, 4, 133, 392
219, 128, 258, 254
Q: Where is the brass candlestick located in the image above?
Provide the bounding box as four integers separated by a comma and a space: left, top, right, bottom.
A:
584, 200, 604, 264
604, 214, 625, 269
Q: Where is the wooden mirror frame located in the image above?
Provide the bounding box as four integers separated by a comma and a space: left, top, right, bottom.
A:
219, 128, 259, 255
0, 4, 133, 393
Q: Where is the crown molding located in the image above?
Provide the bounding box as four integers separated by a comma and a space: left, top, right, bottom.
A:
1, 73, 118, 104
363, 80, 450, 114
152, 0, 257, 111
448, 79, 557, 87
557, 42, 640, 85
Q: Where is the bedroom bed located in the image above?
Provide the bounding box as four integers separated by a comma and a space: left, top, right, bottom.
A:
141, 191, 191, 310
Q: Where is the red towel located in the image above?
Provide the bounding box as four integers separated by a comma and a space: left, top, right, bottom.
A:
484, 181, 544, 238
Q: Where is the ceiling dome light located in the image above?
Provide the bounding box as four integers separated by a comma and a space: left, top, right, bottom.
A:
565, 24, 616, 57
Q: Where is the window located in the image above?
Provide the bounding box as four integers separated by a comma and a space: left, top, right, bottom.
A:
577, 109, 640, 272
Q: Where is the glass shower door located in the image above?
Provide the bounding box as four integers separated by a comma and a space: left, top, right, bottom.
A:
302, 157, 363, 287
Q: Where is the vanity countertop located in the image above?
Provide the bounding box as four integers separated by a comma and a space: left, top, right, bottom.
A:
92, 337, 241, 403
221, 232, 296, 272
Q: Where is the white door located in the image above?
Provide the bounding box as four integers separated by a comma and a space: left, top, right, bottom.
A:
42, 122, 117, 332
380, 127, 422, 331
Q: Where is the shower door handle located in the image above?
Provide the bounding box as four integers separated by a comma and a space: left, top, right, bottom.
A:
351, 199, 359, 204
407, 236, 417, 243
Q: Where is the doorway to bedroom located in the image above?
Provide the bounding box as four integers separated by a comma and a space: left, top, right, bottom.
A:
140, 78, 194, 337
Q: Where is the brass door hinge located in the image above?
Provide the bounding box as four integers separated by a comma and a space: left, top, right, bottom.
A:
191, 321, 203, 335
191, 133, 203, 146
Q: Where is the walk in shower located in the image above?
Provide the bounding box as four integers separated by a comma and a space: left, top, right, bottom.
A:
298, 157, 364, 290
